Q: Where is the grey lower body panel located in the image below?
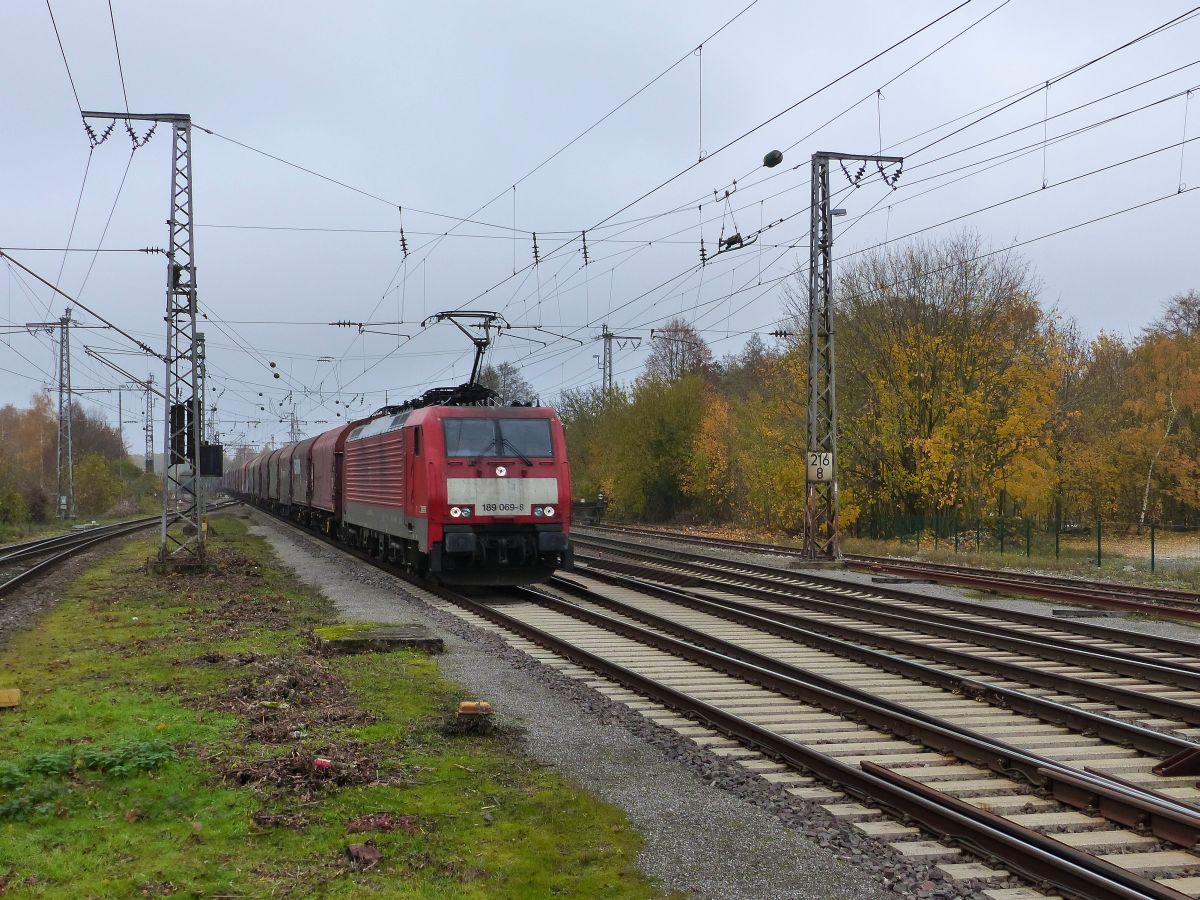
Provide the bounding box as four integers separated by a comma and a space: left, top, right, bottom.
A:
343, 501, 428, 551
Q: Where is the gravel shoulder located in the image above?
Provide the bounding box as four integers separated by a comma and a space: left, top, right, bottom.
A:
248, 512, 897, 900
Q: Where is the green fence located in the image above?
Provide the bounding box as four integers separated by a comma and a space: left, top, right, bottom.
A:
848, 513, 1200, 579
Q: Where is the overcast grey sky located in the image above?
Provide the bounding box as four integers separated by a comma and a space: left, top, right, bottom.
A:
2, 1, 1198, 451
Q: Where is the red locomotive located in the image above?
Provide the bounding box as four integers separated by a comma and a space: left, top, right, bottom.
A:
226, 383, 574, 585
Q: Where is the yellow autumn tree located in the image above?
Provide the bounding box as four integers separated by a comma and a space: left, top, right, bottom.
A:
825, 232, 1058, 523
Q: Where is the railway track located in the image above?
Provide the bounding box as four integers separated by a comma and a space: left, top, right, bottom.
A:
249, 506, 1200, 899
0, 504, 235, 599
0, 517, 157, 598
581, 522, 1200, 620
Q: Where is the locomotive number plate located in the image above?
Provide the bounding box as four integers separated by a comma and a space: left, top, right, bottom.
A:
480, 502, 527, 514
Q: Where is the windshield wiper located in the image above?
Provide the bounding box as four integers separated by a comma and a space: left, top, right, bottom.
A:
469, 434, 532, 466
499, 435, 533, 466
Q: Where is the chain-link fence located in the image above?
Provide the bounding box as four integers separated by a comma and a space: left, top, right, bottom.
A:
845, 513, 1200, 581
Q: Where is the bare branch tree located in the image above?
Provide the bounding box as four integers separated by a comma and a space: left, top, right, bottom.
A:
643, 318, 713, 382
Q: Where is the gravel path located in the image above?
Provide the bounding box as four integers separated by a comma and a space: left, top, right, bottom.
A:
248, 513, 899, 900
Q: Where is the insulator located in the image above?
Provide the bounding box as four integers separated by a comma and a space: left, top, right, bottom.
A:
125, 121, 156, 149
85, 120, 117, 149
699, 238, 707, 266
581, 231, 589, 266
532, 232, 540, 265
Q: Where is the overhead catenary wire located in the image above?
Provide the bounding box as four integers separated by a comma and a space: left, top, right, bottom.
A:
199, 0, 1070, 422
364, 0, 1013, 336
554, 181, 1200, 395
496, 33, 1200, 382
909, 5, 1200, 157
0, 250, 163, 360
44, 0, 82, 113
530, 116, 1200, 392
591, 5, 1194, 239
184, 56, 1200, 405
37, 6, 1191, 444
310, 0, 777, 397
587, 0, 975, 232
106, 0, 130, 113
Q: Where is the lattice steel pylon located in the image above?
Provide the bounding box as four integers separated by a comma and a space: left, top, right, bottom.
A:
56, 308, 74, 519
805, 151, 901, 559
82, 110, 203, 562
161, 117, 204, 562
144, 374, 155, 473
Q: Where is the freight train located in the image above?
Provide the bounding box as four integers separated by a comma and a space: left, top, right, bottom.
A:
225, 385, 573, 585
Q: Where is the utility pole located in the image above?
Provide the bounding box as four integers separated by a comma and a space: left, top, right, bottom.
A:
805, 151, 902, 559
84, 110, 205, 564
596, 324, 640, 393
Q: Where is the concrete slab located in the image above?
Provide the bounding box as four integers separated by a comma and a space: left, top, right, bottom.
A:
821, 803, 880, 820
854, 821, 921, 837
1052, 830, 1158, 850
1006, 811, 1105, 828
1097, 850, 1200, 874
938, 862, 1010, 881
888, 840, 962, 860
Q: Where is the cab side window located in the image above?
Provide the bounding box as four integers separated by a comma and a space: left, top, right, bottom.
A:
413, 425, 422, 456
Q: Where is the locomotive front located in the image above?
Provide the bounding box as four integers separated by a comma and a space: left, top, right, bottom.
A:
430, 406, 573, 584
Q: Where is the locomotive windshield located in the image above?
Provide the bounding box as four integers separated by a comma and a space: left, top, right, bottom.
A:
444, 418, 553, 458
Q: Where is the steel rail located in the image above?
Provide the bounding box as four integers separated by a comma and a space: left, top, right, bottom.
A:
0, 521, 156, 598
570, 549, 1200, 726
573, 530, 1200, 663
579, 522, 1200, 614
452, 586, 1190, 900
849, 555, 1200, 619
248, 504, 1192, 899
0, 503, 234, 598
0, 516, 159, 564
573, 539, 1200, 695
550, 568, 1192, 758
542, 572, 1200, 846
851, 553, 1200, 605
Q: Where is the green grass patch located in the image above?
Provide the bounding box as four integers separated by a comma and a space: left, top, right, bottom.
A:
0, 514, 658, 897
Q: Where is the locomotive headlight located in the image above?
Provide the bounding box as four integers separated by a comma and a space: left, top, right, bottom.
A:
544, 506, 555, 516
450, 506, 462, 518
534, 507, 544, 517
459, 506, 471, 518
